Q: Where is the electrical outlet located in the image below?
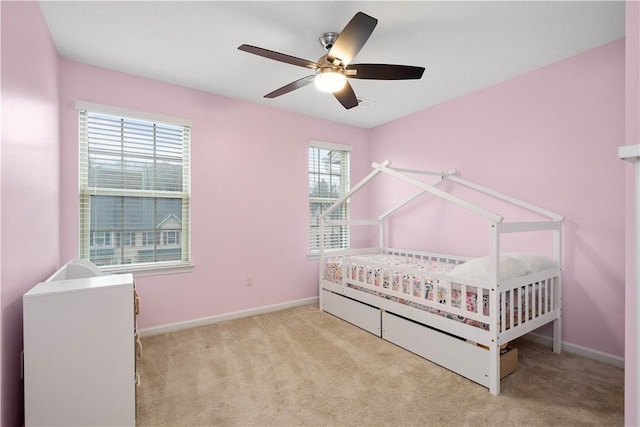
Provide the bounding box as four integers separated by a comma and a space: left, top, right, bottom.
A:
246, 275, 254, 286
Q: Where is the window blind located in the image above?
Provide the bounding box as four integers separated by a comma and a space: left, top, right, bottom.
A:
308, 142, 350, 253
79, 109, 191, 269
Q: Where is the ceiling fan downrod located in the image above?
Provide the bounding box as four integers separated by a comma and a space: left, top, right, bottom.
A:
319, 32, 339, 51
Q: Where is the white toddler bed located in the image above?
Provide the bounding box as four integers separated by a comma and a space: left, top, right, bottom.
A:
318, 161, 563, 395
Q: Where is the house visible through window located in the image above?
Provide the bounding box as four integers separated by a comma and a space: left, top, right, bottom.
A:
114, 232, 136, 247
308, 141, 351, 254
90, 231, 111, 246
78, 103, 191, 270
142, 232, 155, 246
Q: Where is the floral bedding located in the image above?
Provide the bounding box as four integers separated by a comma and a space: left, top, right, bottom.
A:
324, 253, 550, 330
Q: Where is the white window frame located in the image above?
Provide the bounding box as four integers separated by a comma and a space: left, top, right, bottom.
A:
91, 231, 111, 247
163, 231, 180, 245
142, 231, 155, 247
77, 101, 193, 276
308, 140, 351, 257
121, 232, 136, 247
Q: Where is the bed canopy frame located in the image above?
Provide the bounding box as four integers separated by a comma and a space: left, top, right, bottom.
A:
318, 160, 564, 395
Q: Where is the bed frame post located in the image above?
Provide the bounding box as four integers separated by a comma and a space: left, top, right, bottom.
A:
318, 220, 325, 311
488, 222, 501, 396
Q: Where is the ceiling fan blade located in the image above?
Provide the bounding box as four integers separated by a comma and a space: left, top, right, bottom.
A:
327, 12, 377, 66
238, 44, 319, 69
264, 75, 315, 98
346, 64, 425, 80
333, 81, 359, 109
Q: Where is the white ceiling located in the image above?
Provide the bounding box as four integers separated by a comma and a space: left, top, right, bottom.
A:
39, 1, 625, 129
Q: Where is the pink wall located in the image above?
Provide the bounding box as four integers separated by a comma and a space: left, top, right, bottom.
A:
57, 60, 371, 329
369, 40, 626, 358
0, 1, 633, 425
625, 1, 640, 425
0, 2, 61, 426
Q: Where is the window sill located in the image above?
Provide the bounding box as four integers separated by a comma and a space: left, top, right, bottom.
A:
100, 262, 194, 278
307, 248, 350, 260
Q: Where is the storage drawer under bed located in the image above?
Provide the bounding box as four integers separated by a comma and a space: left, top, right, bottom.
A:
382, 311, 517, 386
382, 311, 490, 386
322, 289, 381, 336
321, 289, 518, 388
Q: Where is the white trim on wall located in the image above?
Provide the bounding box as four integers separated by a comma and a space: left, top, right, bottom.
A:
75, 100, 193, 128
619, 143, 640, 425
526, 332, 624, 369
309, 139, 352, 152
138, 297, 319, 337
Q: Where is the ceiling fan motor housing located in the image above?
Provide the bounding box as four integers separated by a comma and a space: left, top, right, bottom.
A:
319, 32, 339, 51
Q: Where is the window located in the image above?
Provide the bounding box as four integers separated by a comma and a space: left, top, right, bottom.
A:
115, 232, 136, 247
78, 102, 191, 272
142, 232, 155, 246
163, 231, 180, 245
308, 141, 351, 254
90, 231, 111, 246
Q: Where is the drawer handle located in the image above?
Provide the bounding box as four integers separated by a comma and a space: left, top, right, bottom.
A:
135, 333, 143, 357
135, 372, 141, 387
134, 290, 140, 315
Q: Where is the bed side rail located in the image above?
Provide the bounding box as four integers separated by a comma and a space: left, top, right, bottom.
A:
496, 269, 561, 342
339, 257, 492, 326
322, 253, 561, 346
383, 248, 470, 264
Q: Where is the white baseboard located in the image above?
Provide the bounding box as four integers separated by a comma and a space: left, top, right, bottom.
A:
139, 296, 319, 337
525, 332, 624, 369
140, 302, 625, 371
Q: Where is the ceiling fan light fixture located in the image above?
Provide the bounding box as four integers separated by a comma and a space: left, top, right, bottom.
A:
314, 69, 347, 93
239, 12, 423, 109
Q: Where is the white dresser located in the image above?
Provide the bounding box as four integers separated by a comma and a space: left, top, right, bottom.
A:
23, 260, 138, 427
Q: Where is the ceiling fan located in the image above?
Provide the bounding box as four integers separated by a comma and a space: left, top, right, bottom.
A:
238, 11, 425, 109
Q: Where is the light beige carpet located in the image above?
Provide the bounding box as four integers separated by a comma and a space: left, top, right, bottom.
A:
136, 304, 623, 426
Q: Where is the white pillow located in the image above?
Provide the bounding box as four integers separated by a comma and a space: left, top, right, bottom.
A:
504, 253, 557, 273
448, 255, 530, 282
